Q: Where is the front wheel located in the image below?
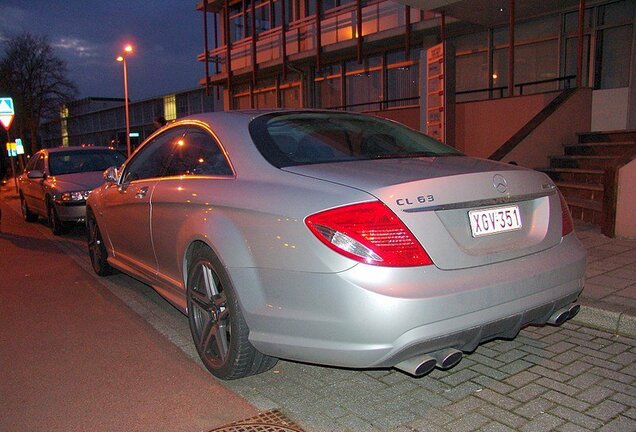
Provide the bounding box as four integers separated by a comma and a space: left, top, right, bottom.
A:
20, 194, 38, 222
47, 199, 65, 235
186, 247, 277, 380
87, 210, 114, 276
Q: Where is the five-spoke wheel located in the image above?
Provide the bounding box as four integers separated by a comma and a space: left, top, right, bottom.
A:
87, 209, 114, 276
186, 247, 277, 379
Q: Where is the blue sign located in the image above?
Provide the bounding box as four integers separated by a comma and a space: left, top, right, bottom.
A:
0, 97, 14, 115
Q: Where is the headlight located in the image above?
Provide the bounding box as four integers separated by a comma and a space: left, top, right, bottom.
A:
60, 190, 92, 203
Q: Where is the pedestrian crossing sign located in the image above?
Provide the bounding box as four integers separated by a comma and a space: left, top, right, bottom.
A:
0, 97, 15, 130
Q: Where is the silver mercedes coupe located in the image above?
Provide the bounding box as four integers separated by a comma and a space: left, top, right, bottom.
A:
86, 110, 586, 380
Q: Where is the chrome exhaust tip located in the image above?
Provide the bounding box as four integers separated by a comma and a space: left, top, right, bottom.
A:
548, 303, 580, 325
394, 354, 437, 377
431, 348, 463, 370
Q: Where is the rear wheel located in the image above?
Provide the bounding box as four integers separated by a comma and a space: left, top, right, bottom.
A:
20, 194, 38, 222
186, 246, 277, 380
47, 199, 65, 235
87, 210, 114, 276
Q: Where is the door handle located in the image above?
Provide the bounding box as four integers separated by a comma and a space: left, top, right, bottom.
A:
135, 186, 149, 199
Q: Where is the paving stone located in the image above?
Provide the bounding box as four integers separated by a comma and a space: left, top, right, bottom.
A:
470, 363, 509, 381
504, 370, 540, 388
478, 421, 516, 432
535, 378, 579, 397
515, 398, 556, 420
598, 415, 636, 432
474, 388, 520, 411
441, 368, 481, 386
445, 412, 490, 432
477, 404, 525, 429
498, 359, 534, 375
556, 422, 593, 432
550, 405, 604, 430
577, 384, 615, 405
568, 372, 603, 390
587, 399, 627, 422
510, 383, 549, 403
543, 390, 591, 412
599, 378, 636, 396
558, 359, 594, 376
527, 365, 571, 382
519, 412, 565, 432
471, 375, 516, 395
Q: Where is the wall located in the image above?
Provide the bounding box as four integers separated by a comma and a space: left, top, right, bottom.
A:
455, 91, 561, 157
503, 88, 593, 169
369, 107, 420, 130
591, 88, 629, 131
615, 158, 636, 238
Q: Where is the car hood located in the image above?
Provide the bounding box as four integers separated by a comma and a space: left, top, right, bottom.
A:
49, 171, 105, 192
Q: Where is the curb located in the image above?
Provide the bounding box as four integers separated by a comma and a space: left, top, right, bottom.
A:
572, 303, 636, 339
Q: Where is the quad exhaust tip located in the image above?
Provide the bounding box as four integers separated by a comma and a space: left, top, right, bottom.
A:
395, 348, 463, 377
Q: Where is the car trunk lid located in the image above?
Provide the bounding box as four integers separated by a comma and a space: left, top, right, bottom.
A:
283, 157, 562, 270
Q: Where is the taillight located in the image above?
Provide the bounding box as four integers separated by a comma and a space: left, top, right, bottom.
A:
305, 201, 433, 267
558, 190, 574, 236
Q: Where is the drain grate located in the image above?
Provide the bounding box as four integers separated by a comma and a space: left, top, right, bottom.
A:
208, 409, 305, 432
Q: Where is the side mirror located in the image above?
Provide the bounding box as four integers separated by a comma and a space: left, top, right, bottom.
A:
27, 170, 45, 179
103, 166, 119, 184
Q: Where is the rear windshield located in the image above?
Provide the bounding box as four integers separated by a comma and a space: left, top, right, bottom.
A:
249, 111, 461, 168
49, 149, 126, 176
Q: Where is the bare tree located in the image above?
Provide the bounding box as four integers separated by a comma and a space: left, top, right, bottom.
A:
0, 33, 77, 153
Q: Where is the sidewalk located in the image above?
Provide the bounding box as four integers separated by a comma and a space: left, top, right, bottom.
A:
0, 186, 259, 431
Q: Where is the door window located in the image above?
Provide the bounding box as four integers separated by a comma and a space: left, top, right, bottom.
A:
121, 127, 187, 183
164, 129, 233, 177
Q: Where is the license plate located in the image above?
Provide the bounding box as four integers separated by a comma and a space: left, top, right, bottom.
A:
469, 205, 522, 237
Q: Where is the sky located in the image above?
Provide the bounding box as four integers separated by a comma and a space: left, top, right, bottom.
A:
0, 0, 206, 101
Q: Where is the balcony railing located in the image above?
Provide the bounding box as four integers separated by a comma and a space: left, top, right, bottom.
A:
200, 0, 431, 76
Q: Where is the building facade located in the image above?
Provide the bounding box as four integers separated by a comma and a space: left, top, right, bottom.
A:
197, 0, 636, 132
41, 88, 221, 150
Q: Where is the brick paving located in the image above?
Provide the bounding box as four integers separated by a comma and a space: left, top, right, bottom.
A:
2, 185, 636, 431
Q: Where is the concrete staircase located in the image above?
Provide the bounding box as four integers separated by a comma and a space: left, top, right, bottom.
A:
541, 131, 636, 225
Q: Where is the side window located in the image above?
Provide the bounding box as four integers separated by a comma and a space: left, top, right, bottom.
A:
33, 154, 45, 172
24, 154, 41, 172
164, 129, 233, 177
122, 127, 187, 183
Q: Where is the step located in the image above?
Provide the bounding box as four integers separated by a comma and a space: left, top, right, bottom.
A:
578, 130, 636, 144
540, 168, 605, 184
555, 181, 604, 202
550, 155, 618, 170
567, 198, 603, 225
564, 142, 636, 157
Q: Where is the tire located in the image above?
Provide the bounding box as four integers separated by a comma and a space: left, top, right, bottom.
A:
87, 209, 115, 276
20, 194, 38, 222
186, 246, 277, 380
47, 199, 65, 235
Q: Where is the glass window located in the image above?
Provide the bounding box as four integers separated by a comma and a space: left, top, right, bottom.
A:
386, 49, 420, 108
596, 25, 633, 89
48, 150, 125, 176
164, 129, 232, 177
249, 111, 461, 168
597, 0, 635, 27
515, 15, 559, 43
24, 153, 42, 172
122, 127, 187, 182
564, 9, 593, 34
564, 35, 589, 87
315, 64, 342, 108
515, 39, 559, 92
455, 52, 489, 100
345, 56, 381, 111
34, 155, 45, 172
453, 32, 488, 53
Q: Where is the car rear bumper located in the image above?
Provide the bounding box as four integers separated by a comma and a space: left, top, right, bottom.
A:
230, 233, 586, 368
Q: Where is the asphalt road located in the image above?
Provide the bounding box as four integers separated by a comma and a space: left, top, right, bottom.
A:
2, 192, 636, 432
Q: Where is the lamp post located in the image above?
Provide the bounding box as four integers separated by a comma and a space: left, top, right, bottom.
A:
116, 44, 133, 157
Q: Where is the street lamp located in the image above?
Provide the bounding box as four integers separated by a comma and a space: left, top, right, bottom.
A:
116, 44, 134, 157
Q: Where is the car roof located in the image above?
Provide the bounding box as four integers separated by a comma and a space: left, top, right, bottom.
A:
43, 146, 116, 154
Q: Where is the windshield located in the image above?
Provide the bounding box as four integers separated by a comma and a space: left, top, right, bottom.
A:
48, 149, 126, 176
249, 112, 462, 168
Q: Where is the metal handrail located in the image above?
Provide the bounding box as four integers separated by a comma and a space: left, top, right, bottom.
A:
457, 75, 577, 98
325, 96, 419, 111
